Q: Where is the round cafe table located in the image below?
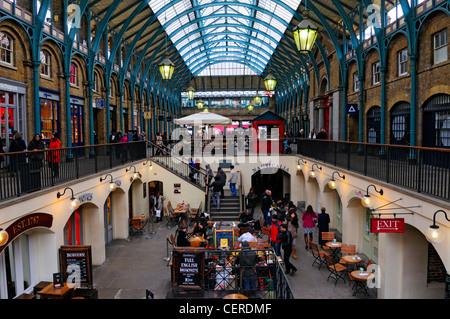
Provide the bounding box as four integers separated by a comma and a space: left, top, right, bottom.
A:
350, 270, 375, 296
341, 255, 363, 269
325, 241, 342, 260
223, 293, 248, 299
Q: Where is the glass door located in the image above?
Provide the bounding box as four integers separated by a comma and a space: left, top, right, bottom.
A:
362, 210, 378, 263
104, 195, 113, 245
0, 91, 16, 148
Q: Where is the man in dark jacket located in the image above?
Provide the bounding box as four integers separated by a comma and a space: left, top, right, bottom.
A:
236, 241, 257, 290
215, 167, 226, 198
318, 207, 331, 245
209, 176, 223, 210
176, 227, 190, 247
277, 223, 297, 276
261, 190, 273, 227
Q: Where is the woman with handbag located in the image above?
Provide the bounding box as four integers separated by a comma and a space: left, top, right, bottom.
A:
302, 205, 318, 250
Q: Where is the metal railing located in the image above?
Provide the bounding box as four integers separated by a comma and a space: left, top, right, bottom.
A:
172, 248, 294, 299
296, 139, 450, 201
0, 141, 147, 202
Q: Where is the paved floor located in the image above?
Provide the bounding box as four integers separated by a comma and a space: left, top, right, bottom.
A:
92, 206, 377, 299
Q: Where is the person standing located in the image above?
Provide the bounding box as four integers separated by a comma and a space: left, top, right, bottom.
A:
47, 132, 61, 178
209, 176, 223, 210
205, 164, 214, 184
28, 134, 45, 169
261, 189, 272, 227
228, 165, 238, 196
9, 132, 27, 173
270, 214, 282, 257
216, 167, 226, 199
318, 207, 331, 245
316, 128, 328, 140
302, 205, 318, 249
155, 192, 163, 223
308, 129, 316, 139
236, 241, 257, 291
246, 187, 258, 219
287, 203, 299, 259
277, 223, 297, 276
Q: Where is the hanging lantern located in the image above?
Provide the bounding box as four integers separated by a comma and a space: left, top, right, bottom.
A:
248, 104, 254, 111
254, 94, 262, 105
264, 72, 277, 91
292, 17, 318, 54
158, 52, 175, 80
186, 86, 195, 100
197, 100, 205, 109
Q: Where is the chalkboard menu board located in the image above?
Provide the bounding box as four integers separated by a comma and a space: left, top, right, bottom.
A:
59, 245, 93, 288
215, 230, 234, 249
173, 248, 204, 290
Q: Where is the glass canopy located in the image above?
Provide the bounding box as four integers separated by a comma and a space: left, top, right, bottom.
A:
148, 0, 302, 77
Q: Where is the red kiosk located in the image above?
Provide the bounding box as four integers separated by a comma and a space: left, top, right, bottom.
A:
251, 110, 285, 154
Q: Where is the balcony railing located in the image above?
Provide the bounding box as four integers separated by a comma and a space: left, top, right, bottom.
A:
0, 141, 147, 202
296, 139, 450, 201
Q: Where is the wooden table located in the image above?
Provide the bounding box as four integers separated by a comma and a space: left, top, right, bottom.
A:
223, 293, 248, 299
189, 235, 206, 247
37, 283, 74, 299
342, 255, 363, 265
325, 241, 342, 260
350, 270, 374, 296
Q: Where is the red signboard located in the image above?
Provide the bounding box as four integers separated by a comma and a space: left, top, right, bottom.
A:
371, 218, 405, 233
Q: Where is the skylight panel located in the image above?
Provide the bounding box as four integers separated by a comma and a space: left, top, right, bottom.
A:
148, 0, 302, 76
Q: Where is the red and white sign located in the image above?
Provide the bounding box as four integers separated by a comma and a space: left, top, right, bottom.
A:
371, 218, 405, 233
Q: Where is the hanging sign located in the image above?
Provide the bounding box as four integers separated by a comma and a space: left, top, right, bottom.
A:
346, 103, 358, 114
370, 218, 405, 233
0, 213, 53, 254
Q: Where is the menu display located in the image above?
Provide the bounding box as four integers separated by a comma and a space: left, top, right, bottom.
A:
173, 249, 204, 289
59, 245, 93, 288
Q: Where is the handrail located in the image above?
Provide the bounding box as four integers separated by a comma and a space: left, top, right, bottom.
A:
296, 138, 450, 201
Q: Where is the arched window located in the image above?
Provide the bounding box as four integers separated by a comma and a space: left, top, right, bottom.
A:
40, 50, 51, 77
0, 32, 13, 65
390, 102, 410, 145
423, 94, 450, 148
367, 106, 381, 144
70, 63, 78, 85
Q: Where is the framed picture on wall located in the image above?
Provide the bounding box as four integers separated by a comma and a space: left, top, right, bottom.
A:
143, 182, 147, 198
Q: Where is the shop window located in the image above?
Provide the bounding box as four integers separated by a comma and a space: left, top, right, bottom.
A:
70, 63, 78, 85
0, 32, 13, 65
40, 50, 51, 78
423, 94, 450, 148
434, 29, 448, 65
398, 49, 408, 76
353, 72, 359, 92
64, 210, 83, 246
367, 106, 381, 144
40, 98, 59, 140
390, 102, 410, 145
93, 73, 98, 92
372, 61, 380, 85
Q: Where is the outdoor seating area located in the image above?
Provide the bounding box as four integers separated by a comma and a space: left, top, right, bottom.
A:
309, 232, 375, 297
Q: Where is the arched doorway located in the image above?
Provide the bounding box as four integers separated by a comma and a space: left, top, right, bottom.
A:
251, 168, 290, 202
390, 101, 410, 145
367, 106, 381, 144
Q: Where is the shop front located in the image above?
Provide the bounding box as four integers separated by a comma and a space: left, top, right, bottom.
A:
39, 88, 60, 143
0, 77, 27, 149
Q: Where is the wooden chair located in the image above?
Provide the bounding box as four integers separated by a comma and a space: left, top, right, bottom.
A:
165, 207, 177, 229
309, 241, 330, 270
321, 232, 335, 250
339, 244, 356, 265
188, 201, 202, 225
167, 201, 174, 214
325, 255, 347, 285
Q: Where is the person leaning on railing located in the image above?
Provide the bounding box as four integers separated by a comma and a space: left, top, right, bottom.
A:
47, 133, 61, 178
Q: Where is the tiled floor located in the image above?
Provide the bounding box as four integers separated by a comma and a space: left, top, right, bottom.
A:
93, 208, 376, 299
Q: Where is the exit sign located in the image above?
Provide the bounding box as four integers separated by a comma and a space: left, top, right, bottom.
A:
371, 218, 405, 233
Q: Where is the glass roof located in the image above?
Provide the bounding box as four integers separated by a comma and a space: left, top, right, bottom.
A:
148, 0, 302, 77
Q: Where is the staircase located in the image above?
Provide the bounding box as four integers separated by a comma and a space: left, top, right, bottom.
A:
209, 189, 241, 222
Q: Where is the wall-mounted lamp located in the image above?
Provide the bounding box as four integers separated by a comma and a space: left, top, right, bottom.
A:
100, 174, 117, 192
0, 228, 8, 246
309, 164, 322, 178
361, 184, 383, 208
297, 158, 307, 170
57, 187, 80, 211
425, 210, 449, 244
126, 165, 139, 179
328, 171, 345, 190
144, 160, 153, 170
